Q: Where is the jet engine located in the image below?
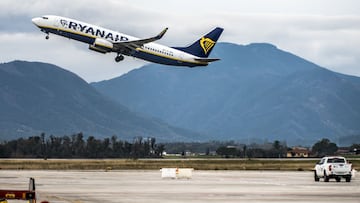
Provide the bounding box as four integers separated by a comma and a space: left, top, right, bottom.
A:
89, 38, 113, 54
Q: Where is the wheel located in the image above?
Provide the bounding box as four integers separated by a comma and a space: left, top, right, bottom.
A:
324, 172, 329, 182
45, 35, 49, 40
345, 177, 351, 182
314, 171, 320, 182
115, 55, 124, 62
335, 177, 341, 182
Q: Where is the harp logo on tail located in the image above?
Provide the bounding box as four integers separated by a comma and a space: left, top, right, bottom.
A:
200, 37, 215, 55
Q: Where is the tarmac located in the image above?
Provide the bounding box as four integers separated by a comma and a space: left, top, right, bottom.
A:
1, 170, 359, 203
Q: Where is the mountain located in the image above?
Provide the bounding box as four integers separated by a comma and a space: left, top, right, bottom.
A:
0, 61, 199, 141
92, 42, 360, 145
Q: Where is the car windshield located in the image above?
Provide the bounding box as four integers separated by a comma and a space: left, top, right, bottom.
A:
328, 158, 345, 163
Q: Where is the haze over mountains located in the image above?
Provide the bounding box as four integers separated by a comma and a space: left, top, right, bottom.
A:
1, 42, 360, 145
0, 61, 198, 141
93, 42, 360, 145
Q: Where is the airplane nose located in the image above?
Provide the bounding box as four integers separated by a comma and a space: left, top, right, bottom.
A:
31, 17, 41, 25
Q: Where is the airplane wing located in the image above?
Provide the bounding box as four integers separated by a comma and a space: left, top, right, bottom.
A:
113, 28, 168, 52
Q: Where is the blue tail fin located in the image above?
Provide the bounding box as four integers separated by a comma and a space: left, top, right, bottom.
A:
173, 27, 224, 58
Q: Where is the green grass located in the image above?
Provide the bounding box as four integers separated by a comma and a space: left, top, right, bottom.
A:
0, 158, 359, 171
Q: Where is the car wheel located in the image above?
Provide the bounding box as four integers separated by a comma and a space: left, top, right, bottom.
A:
314, 171, 320, 182
324, 172, 329, 182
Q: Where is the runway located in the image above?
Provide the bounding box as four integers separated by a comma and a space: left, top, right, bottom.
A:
1, 170, 359, 203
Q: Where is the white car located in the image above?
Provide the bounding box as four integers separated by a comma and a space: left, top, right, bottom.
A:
314, 156, 352, 182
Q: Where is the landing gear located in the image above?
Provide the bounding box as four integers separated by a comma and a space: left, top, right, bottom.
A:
115, 54, 124, 62
41, 29, 49, 40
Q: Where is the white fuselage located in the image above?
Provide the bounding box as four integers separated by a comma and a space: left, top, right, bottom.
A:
32, 15, 210, 67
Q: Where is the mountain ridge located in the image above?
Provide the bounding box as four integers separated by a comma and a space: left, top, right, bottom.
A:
92, 42, 360, 145
0, 60, 200, 141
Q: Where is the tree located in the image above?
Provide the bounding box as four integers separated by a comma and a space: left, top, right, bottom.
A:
0, 133, 164, 158
216, 146, 238, 158
246, 148, 266, 158
312, 138, 338, 157
72, 133, 85, 157
155, 144, 165, 157
242, 145, 247, 158
86, 136, 101, 158
41, 133, 47, 159
269, 140, 287, 158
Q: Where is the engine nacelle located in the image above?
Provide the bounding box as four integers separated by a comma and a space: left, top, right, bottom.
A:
89, 38, 113, 54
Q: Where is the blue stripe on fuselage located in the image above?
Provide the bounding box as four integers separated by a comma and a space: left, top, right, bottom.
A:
132, 51, 206, 67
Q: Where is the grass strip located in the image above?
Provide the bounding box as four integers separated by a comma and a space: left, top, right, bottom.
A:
1, 158, 359, 171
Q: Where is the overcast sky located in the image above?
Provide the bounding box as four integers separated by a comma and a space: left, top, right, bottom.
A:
1, 0, 359, 82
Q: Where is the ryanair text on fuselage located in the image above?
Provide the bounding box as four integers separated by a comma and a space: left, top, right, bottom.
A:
60, 19, 129, 42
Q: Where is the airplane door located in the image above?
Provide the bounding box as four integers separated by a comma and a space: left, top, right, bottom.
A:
53, 17, 60, 29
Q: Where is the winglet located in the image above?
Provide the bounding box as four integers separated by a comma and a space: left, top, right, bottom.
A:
155, 27, 168, 40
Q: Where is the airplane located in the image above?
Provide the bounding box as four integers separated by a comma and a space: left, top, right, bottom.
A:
32, 15, 224, 67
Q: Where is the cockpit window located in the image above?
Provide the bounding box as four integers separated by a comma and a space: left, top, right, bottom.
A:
42, 16, 49, 20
